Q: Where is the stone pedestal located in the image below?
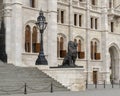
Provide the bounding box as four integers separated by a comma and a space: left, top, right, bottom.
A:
42, 68, 85, 91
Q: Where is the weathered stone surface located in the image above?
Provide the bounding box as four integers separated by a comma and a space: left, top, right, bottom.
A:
0, 61, 69, 95
43, 68, 85, 91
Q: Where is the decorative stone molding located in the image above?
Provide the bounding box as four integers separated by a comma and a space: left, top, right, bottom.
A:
3, 8, 12, 17
108, 14, 114, 21
58, 0, 68, 3
3, 3, 11, 7
2, 2, 12, 17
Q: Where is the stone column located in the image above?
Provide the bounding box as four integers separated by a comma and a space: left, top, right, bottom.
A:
105, 51, 111, 83
101, 0, 110, 84
47, 0, 57, 67
115, 57, 119, 83
3, 0, 12, 63
11, 0, 23, 66
86, 0, 91, 83
69, 0, 73, 40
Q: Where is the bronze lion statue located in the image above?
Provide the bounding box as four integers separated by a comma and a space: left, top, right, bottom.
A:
62, 41, 77, 67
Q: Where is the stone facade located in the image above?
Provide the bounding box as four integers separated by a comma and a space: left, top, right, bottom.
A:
0, 0, 120, 85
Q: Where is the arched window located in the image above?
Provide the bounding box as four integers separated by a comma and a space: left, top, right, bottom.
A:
57, 35, 66, 58
25, 24, 40, 53
25, 25, 31, 52
57, 37, 60, 57
32, 26, 37, 52
91, 39, 100, 60
78, 39, 81, 52
60, 37, 64, 51
60, 37, 66, 58
91, 0, 96, 5
74, 39, 77, 43
91, 41, 93, 60
30, 0, 35, 8
74, 37, 85, 59
94, 42, 97, 53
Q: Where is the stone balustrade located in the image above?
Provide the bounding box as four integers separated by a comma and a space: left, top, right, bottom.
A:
90, 5, 100, 12
72, 0, 79, 6
108, 8, 120, 17
114, 9, 120, 16
79, 2, 86, 8
58, 0, 68, 4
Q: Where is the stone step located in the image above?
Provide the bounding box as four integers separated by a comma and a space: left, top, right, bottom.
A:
0, 61, 69, 95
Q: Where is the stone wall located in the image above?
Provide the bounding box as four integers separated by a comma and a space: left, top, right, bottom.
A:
42, 68, 86, 91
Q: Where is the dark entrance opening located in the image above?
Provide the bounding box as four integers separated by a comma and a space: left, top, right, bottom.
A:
93, 71, 97, 84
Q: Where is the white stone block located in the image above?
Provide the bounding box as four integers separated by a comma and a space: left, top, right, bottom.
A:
42, 68, 86, 91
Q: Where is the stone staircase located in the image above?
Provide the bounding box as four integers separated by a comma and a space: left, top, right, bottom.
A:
0, 61, 69, 95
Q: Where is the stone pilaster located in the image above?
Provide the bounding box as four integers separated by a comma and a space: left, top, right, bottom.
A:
69, 0, 73, 41
105, 51, 111, 83
86, 0, 91, 82
3, 0, 12, 63
11, 0, 23, 66
47, 0, 57, 67
101, 0, 110, 84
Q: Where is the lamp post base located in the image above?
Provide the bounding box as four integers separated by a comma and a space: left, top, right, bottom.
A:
35, 54, 48, 65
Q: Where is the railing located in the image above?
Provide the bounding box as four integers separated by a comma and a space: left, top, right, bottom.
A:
72, 2, 101, 11
0, 82, 69, 95
86, 80, 120, 90
72, 1, 86, 8
58, 0, 68, 4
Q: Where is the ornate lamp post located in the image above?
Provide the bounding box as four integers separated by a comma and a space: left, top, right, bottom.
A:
35, 10, 48, 65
